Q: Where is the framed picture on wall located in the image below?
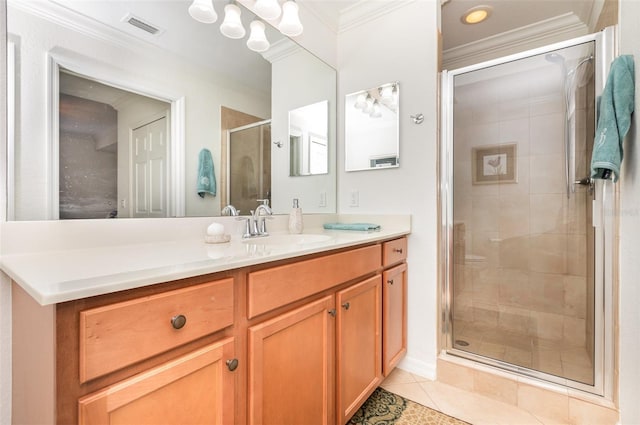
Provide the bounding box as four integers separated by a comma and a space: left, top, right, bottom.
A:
472, 143, 517, 185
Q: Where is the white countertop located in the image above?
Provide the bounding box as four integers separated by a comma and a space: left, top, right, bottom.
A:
0, 215, 410, 305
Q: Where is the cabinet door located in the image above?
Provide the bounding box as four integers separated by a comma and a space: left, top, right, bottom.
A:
383, 263, 407, 376
336, 275, 382, 424
248, 295, 335, 425
78, 338, 235, 425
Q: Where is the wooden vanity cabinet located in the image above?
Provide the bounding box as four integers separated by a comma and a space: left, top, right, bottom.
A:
42, 237, 408, 425
78, 337, 235, 424
336, 275, 382, 424
248, 295, 336, 425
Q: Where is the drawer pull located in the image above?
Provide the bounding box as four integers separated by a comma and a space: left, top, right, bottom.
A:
171, 314, 187, 330
387, 279, 394, 285
342, 302, 350, 310
226, 358, 239, 372
328, 309, 337, 317
393, 248, 403, 254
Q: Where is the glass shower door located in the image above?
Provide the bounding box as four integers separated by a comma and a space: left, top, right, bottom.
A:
445, 38, 604, 389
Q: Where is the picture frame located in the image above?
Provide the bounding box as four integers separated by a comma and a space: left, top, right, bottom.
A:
471, 143, 517, 185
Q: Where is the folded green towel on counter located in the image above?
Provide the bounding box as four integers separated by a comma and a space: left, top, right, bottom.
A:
323, 223, 381, 231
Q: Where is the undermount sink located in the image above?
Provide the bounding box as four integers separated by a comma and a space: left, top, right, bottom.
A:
242, 233, 332, 246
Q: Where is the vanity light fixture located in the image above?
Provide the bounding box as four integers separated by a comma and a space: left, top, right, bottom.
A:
461, 5, 492, 25
247, 20, 270, 52
363, 96, 374, 114
188, 0, 304, 53
189, 0, 218, 23
220, 3, 246, 39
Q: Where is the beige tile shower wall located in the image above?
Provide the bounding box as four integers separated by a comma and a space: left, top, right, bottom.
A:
452, 71, 592, 351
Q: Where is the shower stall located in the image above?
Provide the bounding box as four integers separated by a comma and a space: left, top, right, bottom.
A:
441, 29, 616, 396
227, 120, 272, 215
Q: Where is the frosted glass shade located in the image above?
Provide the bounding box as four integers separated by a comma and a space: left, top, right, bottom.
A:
354, 94, 367, 109
188, 0, 217, 23
380, 85, 394, 104
254, 0, 281, 20
247, 20, 270, 52
220, 4, 246, 39
370, 101, 382, 118
278, 1, 303, 37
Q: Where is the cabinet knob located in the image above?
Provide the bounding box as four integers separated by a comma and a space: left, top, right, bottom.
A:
341, 302, 350, 310
387, 279, 394, 285
328, 309, 337, 317
393, 248, 403, 254
171, 314, 187, 330
226, 358, 239, 372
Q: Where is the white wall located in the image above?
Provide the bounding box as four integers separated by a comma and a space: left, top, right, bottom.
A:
617, 0, 640, 422
8, 5, 270, 220
337, 0, 440, 378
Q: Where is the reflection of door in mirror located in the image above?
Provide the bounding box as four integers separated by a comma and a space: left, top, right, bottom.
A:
228, 121, 272, 215
58, 70, 171, 219
288, 100, 329, 176
345, 82, 400, 172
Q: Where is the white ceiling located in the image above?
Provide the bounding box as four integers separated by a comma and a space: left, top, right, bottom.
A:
299, 0, 598, 50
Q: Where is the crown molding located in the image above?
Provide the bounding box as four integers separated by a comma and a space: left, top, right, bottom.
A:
7, 0, 160, 57
443, 12, 589, 70
261, 38, 302, 63
338, 0, 414, 33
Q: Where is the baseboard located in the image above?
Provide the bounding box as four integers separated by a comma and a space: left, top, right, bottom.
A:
396, 355, 436, 381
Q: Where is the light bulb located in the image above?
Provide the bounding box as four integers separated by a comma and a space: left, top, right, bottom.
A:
354, 94, 367, 109
254, 0, 281, 20
363, 96, 374, 114
220, 4, 246, 39
370, 101, 382, 118
247, 20, 270, 52
278, 1, 303, 37
188, 0, 217, 23
380, 85, 394, 104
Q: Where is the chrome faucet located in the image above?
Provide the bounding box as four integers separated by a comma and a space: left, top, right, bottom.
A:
240, 199, 272, 238
221, 204, 239, 216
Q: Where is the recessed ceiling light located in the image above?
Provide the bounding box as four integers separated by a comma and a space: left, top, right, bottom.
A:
461, 5, 492, 25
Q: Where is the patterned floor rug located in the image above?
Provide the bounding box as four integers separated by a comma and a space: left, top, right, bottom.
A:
348, 387, 470, 425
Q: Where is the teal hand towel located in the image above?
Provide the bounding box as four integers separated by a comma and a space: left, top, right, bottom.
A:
197, 148, 216, 198
323, 223, 381, 231
590, 55, 635, 182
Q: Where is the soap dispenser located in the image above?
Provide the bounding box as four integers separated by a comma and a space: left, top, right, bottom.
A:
288, 198, 303, 234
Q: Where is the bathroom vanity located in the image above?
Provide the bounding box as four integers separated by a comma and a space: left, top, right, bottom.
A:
4, 215, 409, 424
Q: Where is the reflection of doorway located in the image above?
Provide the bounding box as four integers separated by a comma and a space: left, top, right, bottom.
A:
227, 120, 272, 215
58, 69, 171, 218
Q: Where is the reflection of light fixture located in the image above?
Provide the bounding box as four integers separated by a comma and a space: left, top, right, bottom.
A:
461, 5, 492, 24
189, 0, 218, 23
220, 4, 246, 39
354, 94, 367, 109
255, 0, 282, 20
363, 96, 374, 114
247, 20, 270, 52
188, 0, 304, 53
379, 85, 394, 104
370, 100, 382, 118
279, 1, 303, 36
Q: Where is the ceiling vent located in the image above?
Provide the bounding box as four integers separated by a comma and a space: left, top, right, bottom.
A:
122, 13, 164, 36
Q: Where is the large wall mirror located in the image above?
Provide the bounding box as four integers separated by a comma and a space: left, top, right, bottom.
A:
6, 0, 336, 220
345, 81, 399, 172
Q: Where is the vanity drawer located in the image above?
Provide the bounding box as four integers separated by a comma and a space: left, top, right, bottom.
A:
248, 244, 381, 318
382, 237, 407, 267
79, 278, 234, 383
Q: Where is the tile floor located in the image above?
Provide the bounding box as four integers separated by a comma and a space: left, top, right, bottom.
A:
380, 368, 613, 425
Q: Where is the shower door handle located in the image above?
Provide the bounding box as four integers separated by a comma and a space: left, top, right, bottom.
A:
574, 176, 594, 195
